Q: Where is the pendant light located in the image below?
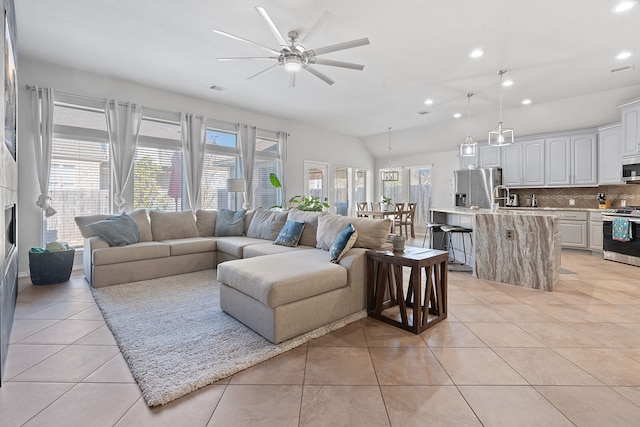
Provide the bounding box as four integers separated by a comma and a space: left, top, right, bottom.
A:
488, 69, 514, 146
460, 93, 477, 156
381, 127, 399, 181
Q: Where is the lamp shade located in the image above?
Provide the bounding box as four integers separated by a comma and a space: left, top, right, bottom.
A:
226, 178, 245, 192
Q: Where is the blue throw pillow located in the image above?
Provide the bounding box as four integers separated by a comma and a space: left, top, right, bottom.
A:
329, 223, 358, 263
215, 209, 247, 236
274, 220, 306, 247
87, 213, 140, 246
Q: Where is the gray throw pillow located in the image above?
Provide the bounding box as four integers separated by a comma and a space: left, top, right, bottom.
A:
246, 207, 288, 240
274, 220, 306, 247
215, 209, 247, 236
87, 213, 140, 246
196, 210, 218, 236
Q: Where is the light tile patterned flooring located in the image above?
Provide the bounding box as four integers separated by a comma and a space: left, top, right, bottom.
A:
2, 250, 640, 426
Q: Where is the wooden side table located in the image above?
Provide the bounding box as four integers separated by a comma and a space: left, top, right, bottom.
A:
366, 246, 448, 334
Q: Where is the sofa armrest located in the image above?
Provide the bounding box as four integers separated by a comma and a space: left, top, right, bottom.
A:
83, 237, 109, 284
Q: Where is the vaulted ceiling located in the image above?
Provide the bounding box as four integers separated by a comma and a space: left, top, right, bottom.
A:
16, 0, 640, 158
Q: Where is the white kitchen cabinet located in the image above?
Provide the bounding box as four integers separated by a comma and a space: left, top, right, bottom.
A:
545, 133, 597, 186
598, 124, 622, 184
501, 139, 545, 187
589, 211, 604, 252
479, 145, 502, 168
620, 99, 640, 157
555, 210, 589, 249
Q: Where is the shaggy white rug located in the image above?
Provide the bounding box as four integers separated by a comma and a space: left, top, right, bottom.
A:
91, 270, 366, 407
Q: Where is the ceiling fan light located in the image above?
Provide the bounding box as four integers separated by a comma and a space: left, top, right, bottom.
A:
284, 57, 302, 72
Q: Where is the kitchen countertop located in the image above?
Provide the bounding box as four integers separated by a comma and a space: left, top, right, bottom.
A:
432, 207, 608, 215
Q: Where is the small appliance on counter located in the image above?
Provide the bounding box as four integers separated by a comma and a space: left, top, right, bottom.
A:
531, 194, 538, 208
506, 194, 519, 207
597, 192, 611, 209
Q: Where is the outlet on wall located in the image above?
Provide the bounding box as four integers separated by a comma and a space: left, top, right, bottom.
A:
569, 199, 575, 206
505, 230, 514, 240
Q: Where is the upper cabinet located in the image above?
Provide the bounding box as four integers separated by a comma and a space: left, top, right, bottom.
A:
502, 139, 544, 187
620, 99, 640, 157
479, 145, 502, 168
545, 132, 597, 186
598, 124, 622, 184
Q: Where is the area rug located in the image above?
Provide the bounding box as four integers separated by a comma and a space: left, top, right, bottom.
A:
91, 270, 366, 407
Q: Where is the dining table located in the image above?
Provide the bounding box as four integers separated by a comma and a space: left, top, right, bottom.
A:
356, 208, 408, 234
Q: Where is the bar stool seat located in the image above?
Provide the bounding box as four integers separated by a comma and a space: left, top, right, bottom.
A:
440, 225, 473, 267
422, 222, 446, 248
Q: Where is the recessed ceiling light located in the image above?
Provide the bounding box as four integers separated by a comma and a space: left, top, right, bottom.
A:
616, 51, 633, 60
453, 113, 462, 118
424, 99, 434, 105
502, 79, 514, 87
522, 99, 532, 105
470, 49, 484, 59
613, 0, 637, 13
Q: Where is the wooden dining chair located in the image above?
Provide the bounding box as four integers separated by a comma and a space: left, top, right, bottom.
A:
393, 203, 405, 236
403, 203, 417, 238
357, 202, 369, 217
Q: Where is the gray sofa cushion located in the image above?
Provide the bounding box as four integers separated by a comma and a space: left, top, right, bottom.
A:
218, 249, 347, 308
215, 236, 271, 258
92, 241, 170, 266
88, 213, 140, 246
215, 209, 246, 236
162, 237, 217, 256
316, 214, 391, 250
196, 210, 217, 237
149, 210, 199, 241
287, 210, 325, 247
246, 207, 288, 240
243, 242, 312, 258
128, 209, 153, 242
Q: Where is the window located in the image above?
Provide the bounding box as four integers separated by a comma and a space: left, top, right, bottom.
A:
407, 165, 433, 225
46, 102, 109, 247
133, 147, 184, 211
334, 166, 349, 216
201, 128, 241, 210
355, 169, 368, 203
382, 168, 403, 204
252, 135, 281, 209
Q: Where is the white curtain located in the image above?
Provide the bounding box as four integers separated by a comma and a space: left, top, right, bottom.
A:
31, 86, 57, 217
278, 131, 289, 207
237, 124, 256, 209
105, 100, 142, 212
180, 113, 208, 211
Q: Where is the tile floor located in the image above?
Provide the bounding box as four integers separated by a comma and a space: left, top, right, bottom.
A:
2, 250, 640, 426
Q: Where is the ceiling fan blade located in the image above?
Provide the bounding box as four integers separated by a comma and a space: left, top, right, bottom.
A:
289, 72, 296, 88
212, 29, 281, 55
307, 37, 370, 56
217, 57, 278, 61
307, 57, 365, 70
247, 63, 282, 80
302, 64, 335, 85
255, 7, 290, 51
299, 10, 333, 46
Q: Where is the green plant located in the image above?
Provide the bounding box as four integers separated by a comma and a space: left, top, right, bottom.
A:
289, 195, 330, 212
381, 196, 392, 205
269, 173, 286, 209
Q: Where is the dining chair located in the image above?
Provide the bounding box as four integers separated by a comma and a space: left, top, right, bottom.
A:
371, 201, 381, 211
393, 203, 405, 236
403, 203, 417, 238
356, 201, 369, 217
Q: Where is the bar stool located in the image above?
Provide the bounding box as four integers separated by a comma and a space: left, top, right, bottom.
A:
439, 225, 473, 265
422, 222, 445, 248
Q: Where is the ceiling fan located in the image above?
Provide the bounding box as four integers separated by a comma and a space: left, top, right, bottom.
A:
213, 7, 370, 87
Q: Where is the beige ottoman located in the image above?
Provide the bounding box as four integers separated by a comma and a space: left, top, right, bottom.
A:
218, 249, 351, 343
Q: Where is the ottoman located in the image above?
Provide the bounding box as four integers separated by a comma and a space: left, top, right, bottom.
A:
218, 249, 351, 343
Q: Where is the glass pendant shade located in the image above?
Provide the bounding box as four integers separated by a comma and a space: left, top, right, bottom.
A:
460, 93, 478, 156
488, 70, 514, 146
381, 126, 399, 181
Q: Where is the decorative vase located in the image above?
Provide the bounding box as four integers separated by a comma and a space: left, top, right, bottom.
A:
391, 234, 405, 252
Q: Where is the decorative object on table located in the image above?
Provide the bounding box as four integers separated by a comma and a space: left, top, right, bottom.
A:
288, 195, 330, 212
213, 6, 370, 87
488, 69, 514, 146
381, 127, 399, 181
29, 242, 75, 285
597, 192, 611, 209
381, 196, 392, 210
390, 234, 405, 251
460, 93, 478, 157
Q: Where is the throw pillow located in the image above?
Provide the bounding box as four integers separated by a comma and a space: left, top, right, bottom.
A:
75, 214, 110, 238
149, 210, 199, 241
329, 224, 358, 263
215, 209, 247, 236
287, 209, 325, 247
87, 213, 140, 246
195, 209, 217, 236
274, 220, 306, 247
246, 207, 288, 240
128, 209, 153, 242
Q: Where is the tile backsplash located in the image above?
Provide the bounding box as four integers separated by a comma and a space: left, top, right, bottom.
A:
511, 184, 640, 209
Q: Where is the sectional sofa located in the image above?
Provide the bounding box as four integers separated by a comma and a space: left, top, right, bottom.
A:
76, 208, 391, 343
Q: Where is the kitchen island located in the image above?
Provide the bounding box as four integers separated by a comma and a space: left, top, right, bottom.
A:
431, 208, 561, 290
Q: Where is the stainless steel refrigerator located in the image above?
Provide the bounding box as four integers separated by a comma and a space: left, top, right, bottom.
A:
453, 168, 503, 209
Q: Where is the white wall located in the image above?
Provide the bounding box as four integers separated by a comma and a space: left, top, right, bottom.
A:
17, 57, 374, 274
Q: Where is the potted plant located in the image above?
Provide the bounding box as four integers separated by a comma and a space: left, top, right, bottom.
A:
289, 195, 330, 212
390, 233, 405, 252
381, 196, 392, 211
269, 173, 287, 210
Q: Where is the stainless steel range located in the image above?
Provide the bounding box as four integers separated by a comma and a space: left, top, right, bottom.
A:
602, 206, 640, 267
